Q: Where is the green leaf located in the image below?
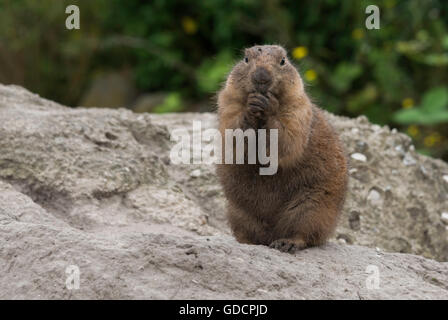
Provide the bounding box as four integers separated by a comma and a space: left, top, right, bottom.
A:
422, 54, 448, 66
153, 92, 184, 113
420, 87, 448, 112
197, 51, 234, 94
417, 111, 448, 125
394, 109, 448, 125
329, 62, 362, 93
393, 109, 423, 124
442, 36, 448, 50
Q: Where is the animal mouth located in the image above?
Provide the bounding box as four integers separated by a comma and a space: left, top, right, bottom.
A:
251, 67, 273, 94
255, 83, 271, 94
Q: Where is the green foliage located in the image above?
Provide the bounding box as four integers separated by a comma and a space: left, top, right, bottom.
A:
328, 63, 363, 94
0, 0, 112, 105
0, 0, 447, 159
394, 87, 448, 125
153, 92, 183, 114
197, 51, 233, 94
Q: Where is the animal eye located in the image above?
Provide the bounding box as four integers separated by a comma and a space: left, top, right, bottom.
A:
280, 58, 286, 66
244, 57, 249, 63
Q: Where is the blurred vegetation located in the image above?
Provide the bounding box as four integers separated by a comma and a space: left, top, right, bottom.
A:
0, 0, 447, 160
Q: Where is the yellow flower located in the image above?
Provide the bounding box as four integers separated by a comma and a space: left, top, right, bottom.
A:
385, 0, 396, 8
352, 28, 364, 40
402, 98, 414, 109
424, 132, 442, 147
292, 46, 308, 60
304, 69, 317, 82
182, 16, 197, 35
407, 125, 419, 138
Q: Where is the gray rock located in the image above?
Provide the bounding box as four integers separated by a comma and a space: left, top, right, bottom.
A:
1, 220, 447, 299
155, 113, 448, 262
0, 84, 447, 299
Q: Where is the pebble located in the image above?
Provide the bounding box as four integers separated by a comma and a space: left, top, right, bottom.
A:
190, 169, 201, 178
443, 175, 448, 184
367, 189, 382, 206
351, 153, 367, 162
394, 145, 405, 155
403, 152, 416, 166
441, 212, 448, 224
357, 115, 369, 123
356, 141, 368, 152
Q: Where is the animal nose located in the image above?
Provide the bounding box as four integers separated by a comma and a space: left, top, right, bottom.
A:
252, 67, 272, 85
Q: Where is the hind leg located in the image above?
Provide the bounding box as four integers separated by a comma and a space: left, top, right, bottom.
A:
269, 189, 341, 253
227, 202, 272, 245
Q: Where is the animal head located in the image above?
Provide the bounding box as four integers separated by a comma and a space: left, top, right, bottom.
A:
225, 45, 305, 101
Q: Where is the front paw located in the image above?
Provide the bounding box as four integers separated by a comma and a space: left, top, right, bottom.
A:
246, 93, 270, 122
269, 238, 307, 254
243, 93, 269, 129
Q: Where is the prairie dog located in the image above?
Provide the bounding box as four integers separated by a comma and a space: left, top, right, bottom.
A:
216, 45, 348, 252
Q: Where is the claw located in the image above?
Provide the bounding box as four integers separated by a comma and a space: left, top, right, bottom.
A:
269, 238, 307, 253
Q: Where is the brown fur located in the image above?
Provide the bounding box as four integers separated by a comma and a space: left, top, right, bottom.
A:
216, 45, 348, 253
